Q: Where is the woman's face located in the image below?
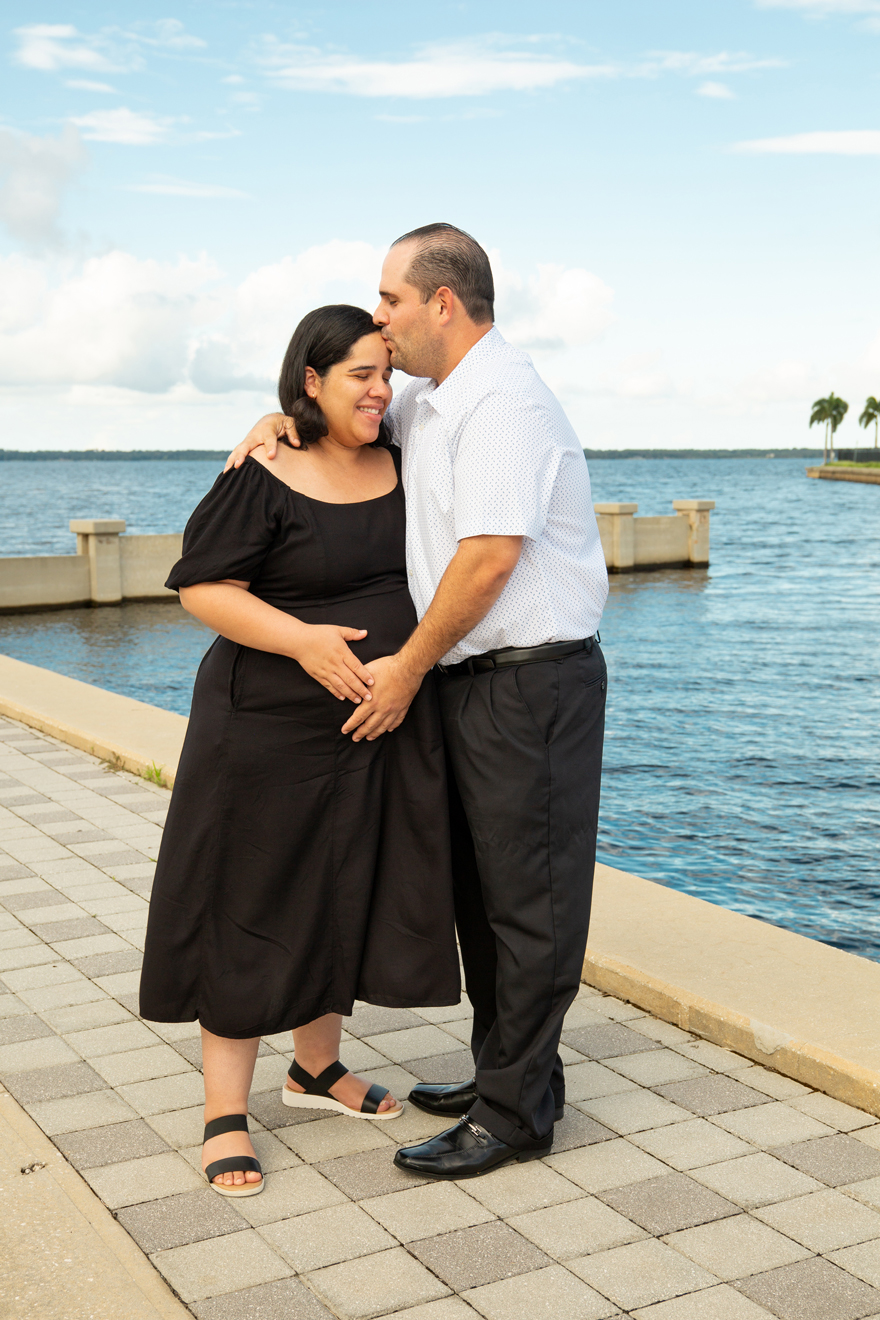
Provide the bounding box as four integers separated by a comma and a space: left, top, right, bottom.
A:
307, 332, 393, 448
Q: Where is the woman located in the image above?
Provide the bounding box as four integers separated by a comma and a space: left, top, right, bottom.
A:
139, 305, 460, 1197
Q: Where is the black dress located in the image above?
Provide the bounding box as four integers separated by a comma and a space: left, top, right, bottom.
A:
139, 451, 460, 1039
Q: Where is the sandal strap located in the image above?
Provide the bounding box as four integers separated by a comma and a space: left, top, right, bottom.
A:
205, 1156, 262, 1182
361, 1084, 390, 1115
203, 1113, 248, 1142
288, 1058, 348, 1096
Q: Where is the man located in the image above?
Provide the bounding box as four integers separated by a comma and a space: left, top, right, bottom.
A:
228, 223, 609, 1177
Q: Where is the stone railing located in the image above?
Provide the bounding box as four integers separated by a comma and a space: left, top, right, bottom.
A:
0, 499, 715, 612
595, 500, 715, 572
0, 520, 182, 612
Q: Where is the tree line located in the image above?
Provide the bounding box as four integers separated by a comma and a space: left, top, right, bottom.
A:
810, 394, 879, 463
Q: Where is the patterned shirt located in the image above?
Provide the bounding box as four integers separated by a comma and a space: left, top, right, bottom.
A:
387, 326, 608, 666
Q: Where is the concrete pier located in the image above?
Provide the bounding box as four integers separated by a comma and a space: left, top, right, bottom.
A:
0, 500, 716, 613
0, 521, 182, 613
807, 466, 880, 486
594, 500, 715, 572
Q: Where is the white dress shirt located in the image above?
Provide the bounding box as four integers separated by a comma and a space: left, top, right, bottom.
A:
388, 326, 608, 666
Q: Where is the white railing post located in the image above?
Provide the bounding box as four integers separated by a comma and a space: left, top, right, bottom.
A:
594, 503, 638, 570
70, 519, 126, 604
672, 500, 715, 566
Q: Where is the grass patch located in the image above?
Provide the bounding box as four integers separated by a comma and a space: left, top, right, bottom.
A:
142, 762, 166, 786
827, 460, 880, 469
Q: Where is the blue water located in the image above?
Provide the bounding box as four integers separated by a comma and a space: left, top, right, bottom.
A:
0, 457, 877, 960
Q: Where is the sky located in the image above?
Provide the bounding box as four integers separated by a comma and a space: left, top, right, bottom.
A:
1, 0, 879, 452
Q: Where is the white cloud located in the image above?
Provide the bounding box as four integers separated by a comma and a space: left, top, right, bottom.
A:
13, 20, 206, 77
493, 259, 615, 351
137, 19, 206, 51
70, 108, 178, 145
190, 241, 386, 392
0, 125, 88, 247
697, 81, 736, 98
14, 24, 111, 72
0, 251, 222, 392
258, 35, 616, 98
13, 24, 131, 73
0, 240, 616, 405
643, 50, 785, 75
548, 351, 680, 403
755, 0, 880, 12
126, 178, 249, 199
734, 129, 880, 153
736, 358, 820, 402
255, 35, 783, 99
65, 79, 117, 93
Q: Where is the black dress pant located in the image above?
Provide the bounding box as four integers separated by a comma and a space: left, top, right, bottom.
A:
437, 643, 606, 1147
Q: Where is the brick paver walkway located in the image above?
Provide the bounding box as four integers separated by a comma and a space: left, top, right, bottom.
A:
2, 712, 880, 1320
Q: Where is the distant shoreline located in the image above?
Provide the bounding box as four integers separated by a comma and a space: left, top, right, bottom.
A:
0, 447, 824, 461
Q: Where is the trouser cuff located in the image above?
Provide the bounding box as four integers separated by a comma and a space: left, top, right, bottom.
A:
469, 1097, 552, 1149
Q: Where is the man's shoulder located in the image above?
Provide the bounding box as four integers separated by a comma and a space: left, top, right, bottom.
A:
469, 355, 573, 430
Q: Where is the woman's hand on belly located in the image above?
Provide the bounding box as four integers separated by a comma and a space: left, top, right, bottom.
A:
181, 582, 375, 705
292, 623, 376, 704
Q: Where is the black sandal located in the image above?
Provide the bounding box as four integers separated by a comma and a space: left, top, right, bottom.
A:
203, 1114, 264, 1197
281, 1059, 403, 1120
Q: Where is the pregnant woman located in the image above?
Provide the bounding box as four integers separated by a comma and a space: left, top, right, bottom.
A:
139, 305, 460, 1197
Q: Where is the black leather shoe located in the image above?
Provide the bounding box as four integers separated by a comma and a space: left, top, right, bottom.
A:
408, 1079, 478, 1116
409, 1078, 565, 1123
393, 1117, 553, 1180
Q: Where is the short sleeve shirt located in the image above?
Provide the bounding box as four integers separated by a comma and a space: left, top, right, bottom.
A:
387, 326, 608, 665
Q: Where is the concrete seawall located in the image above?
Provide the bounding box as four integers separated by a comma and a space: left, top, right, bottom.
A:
806, 465, 880, 485
0, 654, 186, 786
0, 521, 182, 613
0, 653, 876, 1117
0, 501, 716, 613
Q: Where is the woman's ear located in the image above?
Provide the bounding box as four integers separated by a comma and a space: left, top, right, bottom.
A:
303, 366, 319, 400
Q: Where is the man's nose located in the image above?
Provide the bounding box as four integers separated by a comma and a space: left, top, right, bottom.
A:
373, 303, 388, 326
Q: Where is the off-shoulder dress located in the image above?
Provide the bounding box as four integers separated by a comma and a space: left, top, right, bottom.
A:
138, 451, 460, 1038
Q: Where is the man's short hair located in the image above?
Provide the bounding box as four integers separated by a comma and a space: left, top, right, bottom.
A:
392, 223, 494, 325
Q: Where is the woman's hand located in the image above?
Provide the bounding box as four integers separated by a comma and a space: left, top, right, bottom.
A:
180, 583, 374, 704
224, 414, 301, 472
291, 624, 375, 704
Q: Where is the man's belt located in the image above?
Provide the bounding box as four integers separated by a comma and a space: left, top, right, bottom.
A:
438, 637, 594, 677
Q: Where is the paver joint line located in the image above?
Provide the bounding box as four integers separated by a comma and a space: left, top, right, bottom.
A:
0, 710, 879, 1318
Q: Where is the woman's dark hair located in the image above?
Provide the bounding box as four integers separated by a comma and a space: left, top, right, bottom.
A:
277, 304, 391, 449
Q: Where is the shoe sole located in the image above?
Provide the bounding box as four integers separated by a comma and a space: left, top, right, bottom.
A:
281, 1087, 403, 1120
206, 1175, 264, 1197
394, 1142, 552, 1180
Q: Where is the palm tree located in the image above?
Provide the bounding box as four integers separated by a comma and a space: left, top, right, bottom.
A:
859, 396, 880, 450
809, 393, 849, 463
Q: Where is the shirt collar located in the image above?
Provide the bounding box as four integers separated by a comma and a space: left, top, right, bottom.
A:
415, 325, 505, 414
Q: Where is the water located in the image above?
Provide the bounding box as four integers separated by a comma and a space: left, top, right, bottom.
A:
0, 460, 223, 556
0, 457, 877, 960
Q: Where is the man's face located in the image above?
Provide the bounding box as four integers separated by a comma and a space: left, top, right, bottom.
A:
374, 243, 441, 379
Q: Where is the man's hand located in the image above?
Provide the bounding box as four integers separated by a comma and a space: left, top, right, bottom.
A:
341, 655, 421, 741
224, 413, 301, 472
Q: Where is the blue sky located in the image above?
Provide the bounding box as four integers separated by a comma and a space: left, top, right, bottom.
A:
1, 0, 879, 450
